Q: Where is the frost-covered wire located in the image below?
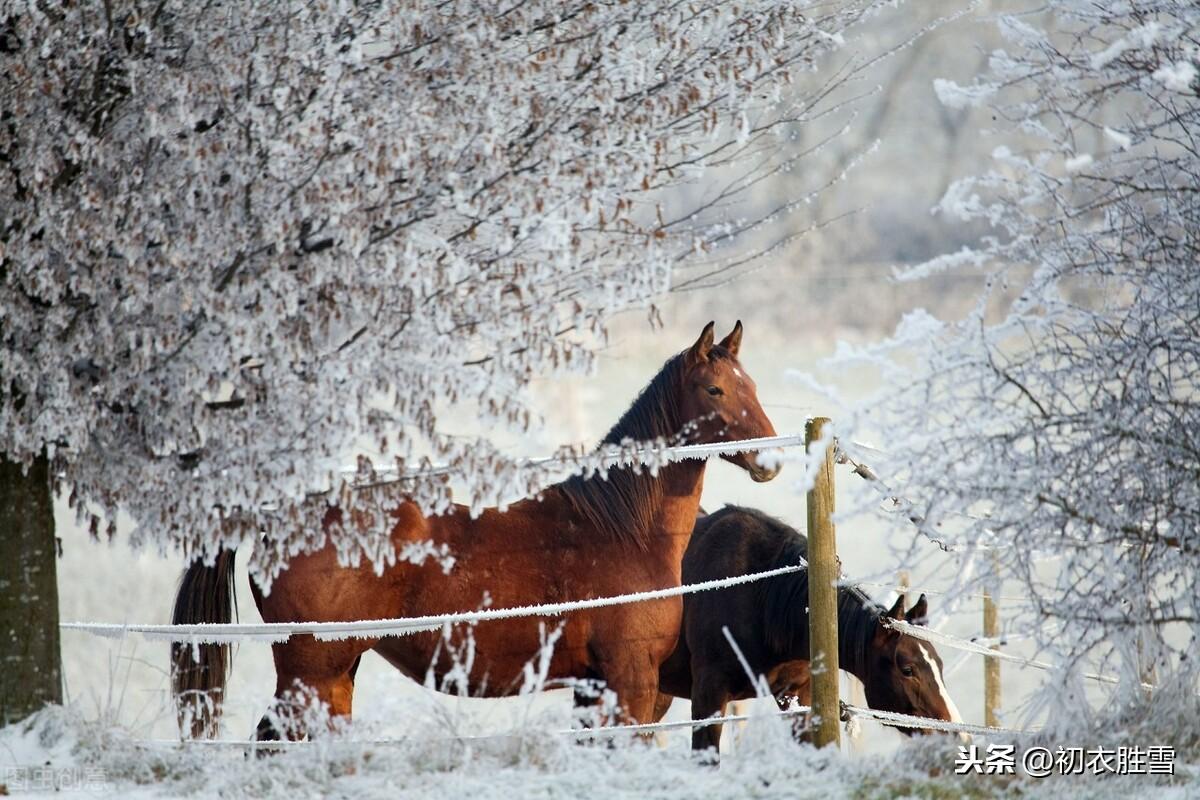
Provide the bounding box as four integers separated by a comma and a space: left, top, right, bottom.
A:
346, 433, 809, 488
842, 704, 1030, 737
62, 562, 807, 643
131, 700, 1032, 749
885, 620, 1157, 692
131, 705, 819, 750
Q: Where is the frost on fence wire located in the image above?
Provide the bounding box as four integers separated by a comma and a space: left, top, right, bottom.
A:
134, 702, 1023, 749
64, 562, 807, 643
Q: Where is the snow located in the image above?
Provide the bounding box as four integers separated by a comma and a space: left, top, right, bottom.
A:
932, 78, 998, 109
926, 178, 984, 221
1103, 128, 1132, 150
1152, 61, 1197, 92
2, 705, 1197, 798
1064, 153, 1093, 172
1089, 21, 1161, 69
891, 246, 989, 283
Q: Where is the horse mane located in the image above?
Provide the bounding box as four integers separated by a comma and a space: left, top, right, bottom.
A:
741, 507, 881, 672
557, 349, 715, 549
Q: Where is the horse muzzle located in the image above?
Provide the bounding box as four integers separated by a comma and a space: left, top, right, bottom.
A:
749, 464, 781, 483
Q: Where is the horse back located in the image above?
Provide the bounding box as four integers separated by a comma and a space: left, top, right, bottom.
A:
683, 505, 806, 584
666, 506, 811, 696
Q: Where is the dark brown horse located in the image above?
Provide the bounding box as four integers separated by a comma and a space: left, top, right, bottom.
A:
654, 506, 963, 756
172, 322, 781, 739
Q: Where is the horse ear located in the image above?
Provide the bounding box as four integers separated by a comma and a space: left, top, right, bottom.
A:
688, 321, 715, 364
904, 593, 929, 625
885, 593, 906, 620
873, 618, 901, 646
717, 320, 742, 357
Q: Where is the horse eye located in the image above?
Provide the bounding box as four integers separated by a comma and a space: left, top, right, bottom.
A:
900, 664, 915, 677
706, 385, 723, 396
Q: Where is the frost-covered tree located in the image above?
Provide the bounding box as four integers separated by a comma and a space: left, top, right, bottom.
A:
1, 0, 889, 578
853, 0, 1199, 744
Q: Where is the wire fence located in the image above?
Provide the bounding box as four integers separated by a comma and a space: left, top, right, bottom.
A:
845, 705, 1029, 737
59, 430, 1114, 749
131, 700, 1032, 751
884, 619, 1157, 692
345, 432, 812, 490
62, 563, 807, 644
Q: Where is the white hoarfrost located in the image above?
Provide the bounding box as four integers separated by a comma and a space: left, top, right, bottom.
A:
1063, 153, 1093, 172
1152, 60, 1198, 92
932, 78, 998, 109
1103, 127, 1132, 150
2, 703, 1196, 798
0, 0, 884, 582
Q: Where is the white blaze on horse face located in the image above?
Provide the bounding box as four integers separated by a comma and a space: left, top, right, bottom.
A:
918, 643, 965, 728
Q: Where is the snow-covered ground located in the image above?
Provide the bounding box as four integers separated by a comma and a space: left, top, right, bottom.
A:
3, 701, 1196, 798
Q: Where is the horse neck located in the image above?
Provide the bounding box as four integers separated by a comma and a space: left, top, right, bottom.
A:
558, 353, 712, 555
555, 436, 706, 556
648, 458, 707, 570
772, 574, 877, 679
835, 589, 880, 684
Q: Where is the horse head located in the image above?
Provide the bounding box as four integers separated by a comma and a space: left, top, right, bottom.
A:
676, 320, 780, 482
864, 593, 967, 738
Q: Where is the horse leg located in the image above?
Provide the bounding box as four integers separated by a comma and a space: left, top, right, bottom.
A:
690, 670, 730, 761
254, 713, 282, 745
612, 658, 665, 726
257, 637, 370, 742
651, 691, 674, 722
581, 647, 665, 745
574, 673, 660, 736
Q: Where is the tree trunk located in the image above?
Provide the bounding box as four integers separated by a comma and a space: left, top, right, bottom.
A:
0, 452, 63, 724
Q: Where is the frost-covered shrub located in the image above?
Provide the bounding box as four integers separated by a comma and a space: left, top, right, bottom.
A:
860, 0, 1200, 743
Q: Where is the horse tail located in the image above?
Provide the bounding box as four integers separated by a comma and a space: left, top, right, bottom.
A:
170, 549, 237, 739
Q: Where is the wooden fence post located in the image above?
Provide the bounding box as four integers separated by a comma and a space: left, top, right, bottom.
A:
806, 417, 840, 749
983, 554, 1001, 728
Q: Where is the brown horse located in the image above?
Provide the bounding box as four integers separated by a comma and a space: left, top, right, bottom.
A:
654, 506, 963, 757
172, 322, 781, 740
